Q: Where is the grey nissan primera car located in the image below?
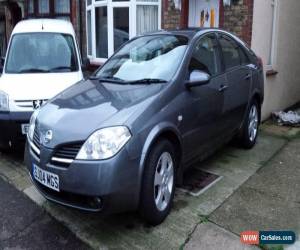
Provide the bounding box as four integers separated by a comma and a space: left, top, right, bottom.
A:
25, 28, 264, 225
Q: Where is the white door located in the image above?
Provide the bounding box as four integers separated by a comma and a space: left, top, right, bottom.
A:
188, 0, 219, 28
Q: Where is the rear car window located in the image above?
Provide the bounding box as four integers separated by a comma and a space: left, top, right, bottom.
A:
219, 35, 241, 70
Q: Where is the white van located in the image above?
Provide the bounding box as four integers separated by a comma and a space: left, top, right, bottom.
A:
0, 19, 84, 150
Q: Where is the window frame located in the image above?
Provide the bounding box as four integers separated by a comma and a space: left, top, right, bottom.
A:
266, 0, 278, 71
86, 0, 161, 64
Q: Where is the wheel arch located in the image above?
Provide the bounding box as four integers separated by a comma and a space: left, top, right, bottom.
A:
138, 123, 183, 193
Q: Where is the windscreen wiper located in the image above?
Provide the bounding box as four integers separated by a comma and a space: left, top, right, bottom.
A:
93, 76, 126, 84
18, 68, 50, 73
49, 66, 72, 72
127, 78, 168, 85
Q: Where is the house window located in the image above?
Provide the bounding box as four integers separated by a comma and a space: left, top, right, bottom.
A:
54, 0, 70, 14
28, 0, 34, 14
26, 0, 71, 20
267, 0, 278, 69
87, 10, 92, 56
38, 0, 50, 14
86, 0, 161, 63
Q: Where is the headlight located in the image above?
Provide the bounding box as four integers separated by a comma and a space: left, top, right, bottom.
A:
76, 126, 131, 160
0, 91, 9, 112
28, 109, 40, 141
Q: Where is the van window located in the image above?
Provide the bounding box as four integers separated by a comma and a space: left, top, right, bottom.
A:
5, 32, 79, 74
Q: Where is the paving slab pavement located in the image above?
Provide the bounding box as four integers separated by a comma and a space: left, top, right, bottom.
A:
184, 222, 259, 250
0, 132, 287, 249
0, 177, 90, 250
209, 137, 300, 249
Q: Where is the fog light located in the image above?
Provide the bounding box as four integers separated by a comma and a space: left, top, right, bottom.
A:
89, 197, 102, 209
94, 197, 102, 206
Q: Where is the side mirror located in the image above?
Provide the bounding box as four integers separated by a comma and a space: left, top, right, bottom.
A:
81, 58, 90, 71
185, 70, 210, 89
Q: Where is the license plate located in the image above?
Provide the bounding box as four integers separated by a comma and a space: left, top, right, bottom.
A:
21, 124, 29, 135
33, 164, 60, 192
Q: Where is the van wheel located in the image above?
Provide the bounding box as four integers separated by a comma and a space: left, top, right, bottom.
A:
140, 139, 176, 226
239, 100, 260, 149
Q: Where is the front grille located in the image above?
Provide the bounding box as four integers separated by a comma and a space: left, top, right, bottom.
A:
14, 99, 48, 109
53, 143, 82, 160
51, 142, 83, 168
33, 128, 40, 149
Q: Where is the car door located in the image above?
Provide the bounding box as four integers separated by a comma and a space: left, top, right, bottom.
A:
181, 33, 227, 165
217, 34, 252, 133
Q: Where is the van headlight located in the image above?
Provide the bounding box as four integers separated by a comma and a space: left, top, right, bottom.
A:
0, 91, 9, 112
28, 109, 40, 141
76, 126, 131, 160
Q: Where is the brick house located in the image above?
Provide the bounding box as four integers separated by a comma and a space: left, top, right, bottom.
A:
0, 0, 299, 118
82, 0, 254, 64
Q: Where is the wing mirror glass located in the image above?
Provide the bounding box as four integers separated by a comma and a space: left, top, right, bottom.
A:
185, 70, 211, 88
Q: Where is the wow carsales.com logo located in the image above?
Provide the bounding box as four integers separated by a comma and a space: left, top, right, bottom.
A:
241, 231, 296, 245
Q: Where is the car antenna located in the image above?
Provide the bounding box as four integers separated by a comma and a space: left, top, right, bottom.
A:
42, 20, 44, 30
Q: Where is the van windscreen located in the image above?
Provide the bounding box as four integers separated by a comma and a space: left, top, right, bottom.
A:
5, 32, 79, 74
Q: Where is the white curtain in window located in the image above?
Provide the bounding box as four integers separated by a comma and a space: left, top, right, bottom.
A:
136, 5, 158, 35
55, 0, 70, 14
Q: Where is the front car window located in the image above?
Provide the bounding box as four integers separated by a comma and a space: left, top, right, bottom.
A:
96, 35, 189, 82
189, 34, 219, 76
5, 32, 79, 74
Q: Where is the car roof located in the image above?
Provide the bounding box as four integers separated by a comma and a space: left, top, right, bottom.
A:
12, 19, 75, 36
150, 28, 220, 38
149, 28, 248, 47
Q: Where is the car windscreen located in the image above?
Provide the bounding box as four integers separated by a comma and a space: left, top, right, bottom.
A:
5, 32, 79, 74
95, 34, 189, 82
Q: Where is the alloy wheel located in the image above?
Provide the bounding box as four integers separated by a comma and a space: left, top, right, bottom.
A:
154, 152, 174, 211
248, 104, 258, 142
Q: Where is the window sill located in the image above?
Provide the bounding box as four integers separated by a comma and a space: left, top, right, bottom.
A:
266, 69, 278, 77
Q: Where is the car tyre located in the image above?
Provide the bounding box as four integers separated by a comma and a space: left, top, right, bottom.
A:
139, 139, 176, 226
239, 100, 260, 149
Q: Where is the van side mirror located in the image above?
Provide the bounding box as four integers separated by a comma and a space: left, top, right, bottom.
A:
81, 58, 90, 71
185, 70, 210, 89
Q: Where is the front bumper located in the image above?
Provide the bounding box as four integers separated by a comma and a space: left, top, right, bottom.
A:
0, 112, 32, 148
24, 141, 141, 213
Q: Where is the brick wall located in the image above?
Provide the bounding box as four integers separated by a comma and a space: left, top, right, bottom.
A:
69, 0, 87, 60
162, 0, 254, 45
220, 0, 254, 45
162, 0, 181, 29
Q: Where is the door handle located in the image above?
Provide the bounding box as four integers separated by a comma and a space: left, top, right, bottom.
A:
218, 85, 228, 92
244, 74, 251, 80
